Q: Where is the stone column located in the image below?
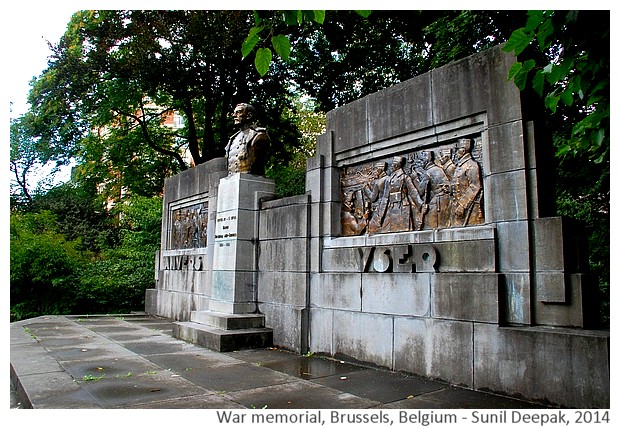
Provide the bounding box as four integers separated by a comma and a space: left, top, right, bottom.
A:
209, 173, 275, 314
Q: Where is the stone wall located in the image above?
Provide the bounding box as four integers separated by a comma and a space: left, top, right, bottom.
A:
146, 45, 609, 408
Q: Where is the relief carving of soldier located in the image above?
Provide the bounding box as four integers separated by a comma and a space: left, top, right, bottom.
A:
341, 191, 367, 235
422, 151, 451, 229
225, 103, 270, 176
376, 156, 427, 232
450, 138, 484, 226
363, 161, 389, 234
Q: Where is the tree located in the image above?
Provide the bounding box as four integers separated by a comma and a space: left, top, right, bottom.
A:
504, 10, 609, 165
288, 10, 522, 111
27, 10, 299, 183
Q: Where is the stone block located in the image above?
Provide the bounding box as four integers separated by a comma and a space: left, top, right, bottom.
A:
211, 270, 255, 303
361, 273, 431, 316
310, 273, 361, 311
190, 310, 266, 329
485, 170, 529, 222
309, 307, 334, 355
434, 224, 495, 242
534, 274, 589, 328
260, 303, 305, 353
258, 238, 309, 272
394, 317, 473, 386
367, 74, 434, 143
532, 217, 587, 273
173, 321, 273, 352
257, 271, 308, 307
432, 240, 496, 273
212, 239, 256, 271
495, 220, 531, 272
259, 198, 309, 239
501, 273, 532, 325
431, 273, 500, 323
144, 289, 158, 315
536, 272, 568, 303
327, 97, 368, 154
216, 174, 275, 212
321, 247, 360, 273
432, 46, 521, 126
486, 121, 526, 174
473, 323, 609, 408
332, 311, 393, 368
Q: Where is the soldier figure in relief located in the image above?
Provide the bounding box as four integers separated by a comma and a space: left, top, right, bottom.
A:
421, 151, 451, 229
450, 138, 484, 226
225, 103, 270, 176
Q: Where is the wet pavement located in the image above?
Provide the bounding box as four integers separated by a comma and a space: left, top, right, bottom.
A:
10, 314, 551, 409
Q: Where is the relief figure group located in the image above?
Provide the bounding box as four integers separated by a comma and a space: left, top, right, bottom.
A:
341, 138, 484, 236
170, 205, 209, 249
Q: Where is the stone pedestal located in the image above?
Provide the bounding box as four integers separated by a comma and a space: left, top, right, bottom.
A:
209, 173, 276, 313
172, 173, 275, 351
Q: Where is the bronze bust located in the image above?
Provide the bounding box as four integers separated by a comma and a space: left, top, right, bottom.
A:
225, 103, 270, 176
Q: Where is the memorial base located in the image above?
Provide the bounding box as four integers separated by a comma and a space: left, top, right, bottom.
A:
173, 310, 273, 352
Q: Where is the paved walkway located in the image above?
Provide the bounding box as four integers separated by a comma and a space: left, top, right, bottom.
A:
10, 314, 550, 409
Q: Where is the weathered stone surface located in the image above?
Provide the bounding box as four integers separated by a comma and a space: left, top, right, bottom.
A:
367, 74, 433, 143
431, 273, 500, 323
332, 311, 393, 368
432, 240, 496, 273
260, 195, 309, 239
259, 303, 305, 352
361, 273, 431, 316
257, 271, 308, 307
328, 97, 367, 154
486, 121, 526, 174
534, 274, 590, 328
258, 239, 309, 272
321, 247, 360, 273
501, 273, 532, 325
431, 46, 521, 125
173, 321, 272, 352
216, 173, 275, 211
394, 317, 473, 387
485, 170, 529, 222
310, 273, 361, 311
473, 323, 609, 408
309, 308, 334, 355
495, 220, 531, 272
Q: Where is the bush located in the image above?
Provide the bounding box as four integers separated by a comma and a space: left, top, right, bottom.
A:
10, 211, 85, 321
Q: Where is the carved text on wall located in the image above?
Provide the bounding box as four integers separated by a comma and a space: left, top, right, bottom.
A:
169, 203, 209, 249
340, 138, 484, 236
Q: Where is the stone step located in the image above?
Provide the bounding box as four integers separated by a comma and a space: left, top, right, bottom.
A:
189, 310, 266, 330
173, 321, 273, 352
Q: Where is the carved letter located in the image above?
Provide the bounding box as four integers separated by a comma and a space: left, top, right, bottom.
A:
372, 247, 392, 273
393, 245, 415, 273
415, 244, 438, 272
358, 247, 375, 273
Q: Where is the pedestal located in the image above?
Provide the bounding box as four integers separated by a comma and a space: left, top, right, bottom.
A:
173, 173, 275, 351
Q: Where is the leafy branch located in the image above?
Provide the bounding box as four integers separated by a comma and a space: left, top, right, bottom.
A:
242, 10, 371, 76
503, 10, 609, 164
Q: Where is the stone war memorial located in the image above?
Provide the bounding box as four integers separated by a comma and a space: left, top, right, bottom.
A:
145, 45, 610, 408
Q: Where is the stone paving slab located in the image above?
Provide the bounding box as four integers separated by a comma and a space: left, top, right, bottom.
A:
10, 314, 549, 409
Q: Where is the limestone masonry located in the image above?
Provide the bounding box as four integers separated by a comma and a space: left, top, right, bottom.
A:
145, 45, 609, 408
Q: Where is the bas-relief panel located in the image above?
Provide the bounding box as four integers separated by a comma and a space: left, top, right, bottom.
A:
340, 137, 484, 236
169, 202, 209, 249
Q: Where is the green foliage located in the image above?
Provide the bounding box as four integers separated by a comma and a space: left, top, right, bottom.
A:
503, 11, 609, 165
243, 10, 330, 76
76, 196, 162, 314
10, 188, 163, 321
10, 211, 84, 321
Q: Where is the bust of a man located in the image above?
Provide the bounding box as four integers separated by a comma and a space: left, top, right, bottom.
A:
225, 103, 270, 176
